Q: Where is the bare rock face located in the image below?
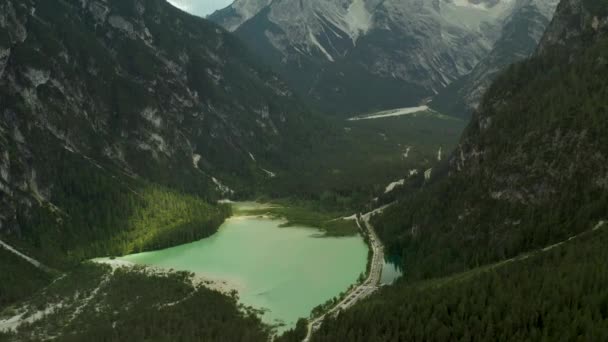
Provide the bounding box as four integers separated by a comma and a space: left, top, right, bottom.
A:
537, 0, 608, 54
430, 0, 560, 117
213, 0, 272, 32
210, 0, 558, 116
452, 0, 608, 204
367, 0, 608, 281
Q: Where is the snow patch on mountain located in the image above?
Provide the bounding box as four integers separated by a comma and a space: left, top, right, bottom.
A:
309, 30, 335, 62
424, 168, 433, 180
348, 106, 429, 121
192, 154, 201, 169
343, 0, 374, 43
403, 146, 412, 159
261, 168, 276, 178
433, 0, 519, 44
385, 179, 405, 193
260, 0, 377, 61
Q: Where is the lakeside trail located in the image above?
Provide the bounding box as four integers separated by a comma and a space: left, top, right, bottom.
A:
303, 205, 392, 342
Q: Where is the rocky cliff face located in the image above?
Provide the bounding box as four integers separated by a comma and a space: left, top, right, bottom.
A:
211, 0, 272, 32
538, 0, 608, 53
211, 0, 557, 116
431, 0, 559, 117
455, 0, 608, 198
374, 0, 608, 279
0, 0, 316, 235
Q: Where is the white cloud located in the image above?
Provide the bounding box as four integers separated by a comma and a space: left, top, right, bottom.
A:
167, 0, 233, 17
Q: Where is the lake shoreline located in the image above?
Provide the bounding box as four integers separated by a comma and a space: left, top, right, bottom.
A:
91, 257, 243, 295
101, 202, 369, 333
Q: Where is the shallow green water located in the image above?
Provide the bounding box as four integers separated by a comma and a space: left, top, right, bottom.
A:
381, 260, 403, 285
119, 207, 368, 331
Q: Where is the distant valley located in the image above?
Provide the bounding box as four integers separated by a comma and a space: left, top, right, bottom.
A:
210, 0, 558, 117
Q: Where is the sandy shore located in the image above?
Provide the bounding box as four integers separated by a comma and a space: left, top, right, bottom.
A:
91, 258, 243, 295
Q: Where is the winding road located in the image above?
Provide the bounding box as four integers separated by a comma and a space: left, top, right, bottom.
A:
303, 207, 389, 342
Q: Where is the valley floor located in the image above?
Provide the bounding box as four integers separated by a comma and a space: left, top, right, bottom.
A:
1, 108, 466, 341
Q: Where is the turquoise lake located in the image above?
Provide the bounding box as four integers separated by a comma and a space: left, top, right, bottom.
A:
118, 206, 369, 331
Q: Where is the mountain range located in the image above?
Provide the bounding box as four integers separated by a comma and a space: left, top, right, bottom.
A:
0, 0, 321, 239
210, 0, 558, 116
310, 0, 608, 339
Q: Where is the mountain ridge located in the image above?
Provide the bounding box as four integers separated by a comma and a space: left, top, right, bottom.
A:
210, 0, 558, 116
374, 0, 608, 280
430, 0, 558, 117
0, 0, 323, 266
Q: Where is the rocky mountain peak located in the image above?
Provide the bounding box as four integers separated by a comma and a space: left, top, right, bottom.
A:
537, 0, 608, 54
216, 0, 272, 32
211, 0, 559, 115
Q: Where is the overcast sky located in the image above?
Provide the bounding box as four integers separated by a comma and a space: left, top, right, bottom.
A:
167, 0, 233, 17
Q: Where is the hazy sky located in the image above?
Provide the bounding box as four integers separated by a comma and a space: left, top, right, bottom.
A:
167, 0, 233, 17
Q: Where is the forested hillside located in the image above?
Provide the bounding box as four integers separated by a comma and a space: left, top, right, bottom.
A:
0, 0, 321, 337
0, 0, 321, 243
0, 249, 51, 309
2, 0, 607, 340
313, 223, 608, 341
308, 0, 608, 339
10, 151, 231, 269
0, 0, 320, 314
0, 0, 462, 319
375, 0, 608, 281
0, 263, 270, 341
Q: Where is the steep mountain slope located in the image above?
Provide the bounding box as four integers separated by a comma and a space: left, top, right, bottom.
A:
374, 0, 608, 280
302, 0, 608, 339
431, 0, 559, 117
211, 0, 272, 32
0, 0, 320, 266
210, 0, 556, 116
